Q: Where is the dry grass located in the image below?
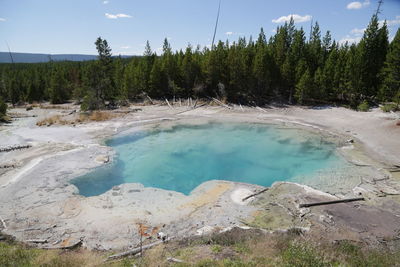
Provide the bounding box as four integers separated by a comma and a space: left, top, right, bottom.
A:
86, 111, 116, 121
36, 111, 118, 126
2, 228, 400, 267
36, 115, 69, 126
39, 104, 71, 110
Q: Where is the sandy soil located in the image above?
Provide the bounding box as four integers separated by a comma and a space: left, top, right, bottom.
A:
0, 103, 399, 250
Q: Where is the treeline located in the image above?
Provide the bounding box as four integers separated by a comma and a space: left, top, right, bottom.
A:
0, 14, 399, 111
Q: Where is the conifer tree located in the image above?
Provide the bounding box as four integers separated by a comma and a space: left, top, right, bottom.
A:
380, 28, 400, 101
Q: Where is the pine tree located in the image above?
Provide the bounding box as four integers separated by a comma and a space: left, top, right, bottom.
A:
49, 67, 69, 104
0, 96, 6, 117
94, 37, 116, 103
358, 15, 389, 98
295, 68, 313, 104
380, 28, 400, 101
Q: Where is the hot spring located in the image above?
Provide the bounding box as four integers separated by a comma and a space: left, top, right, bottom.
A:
71, 122, 347, 196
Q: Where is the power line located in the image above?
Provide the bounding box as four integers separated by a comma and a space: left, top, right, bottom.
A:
211, 0, 221, 50
5, 41, 14, 64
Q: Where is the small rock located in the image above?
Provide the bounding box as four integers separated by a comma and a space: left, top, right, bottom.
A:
95, 155, 109, 163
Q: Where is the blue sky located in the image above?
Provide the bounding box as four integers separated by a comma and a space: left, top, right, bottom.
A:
0, 0, 399, 55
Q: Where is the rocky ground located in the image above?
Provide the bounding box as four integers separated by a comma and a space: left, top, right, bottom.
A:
0, 102, 399, 251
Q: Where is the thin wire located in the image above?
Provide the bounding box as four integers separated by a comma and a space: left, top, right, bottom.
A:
5, 41, 14, 64
211, 0, 221, 50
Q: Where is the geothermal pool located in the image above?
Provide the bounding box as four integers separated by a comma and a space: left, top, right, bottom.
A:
71, 123, 345, 196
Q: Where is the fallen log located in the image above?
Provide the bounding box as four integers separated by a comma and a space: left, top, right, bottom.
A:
299, 197, 365, 208
0, 164, 15, 169
167, 257, 184, 263
146, 95, 154, 105
0, 145, 31, 153
108, 238, 171, 260
26, 239, 48, 244
242, 188, 269, 201
165, 98, 173, 109
212, 98, 231, 109
256, 106, 267, 113
45, 238, 83, 250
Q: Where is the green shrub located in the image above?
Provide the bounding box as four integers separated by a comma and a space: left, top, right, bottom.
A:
381, 103, 399, 112
81, 92, 102, 111
357, 100, 370, 112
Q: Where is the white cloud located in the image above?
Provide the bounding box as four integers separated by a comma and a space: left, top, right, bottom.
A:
103, 0, 109, 4
350, 28, 365, 35
339, 35, 362, 45
380, 15, 400, 27
0, 18, 6, 22
120, 46, 131, 49
347, 0, 370, 10
225, 31, 233, 35
105, 13, 132, 19
272, 14, 312, 24
347, 2, 362, 9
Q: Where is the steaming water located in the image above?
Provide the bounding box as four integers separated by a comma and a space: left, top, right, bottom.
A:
71, 123, 345, 196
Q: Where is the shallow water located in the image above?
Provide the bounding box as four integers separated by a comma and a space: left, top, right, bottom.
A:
71, 122, 346, 196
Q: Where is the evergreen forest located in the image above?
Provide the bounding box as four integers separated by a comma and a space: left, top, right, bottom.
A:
0, 14, 399, 112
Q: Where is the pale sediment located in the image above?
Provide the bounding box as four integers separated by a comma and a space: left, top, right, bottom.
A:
0, 104, 399, 250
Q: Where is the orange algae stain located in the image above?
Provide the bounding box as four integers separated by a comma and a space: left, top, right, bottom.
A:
179, 182, 232, 210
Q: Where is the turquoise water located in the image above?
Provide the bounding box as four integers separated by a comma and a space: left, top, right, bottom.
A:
71, 123, 343, 196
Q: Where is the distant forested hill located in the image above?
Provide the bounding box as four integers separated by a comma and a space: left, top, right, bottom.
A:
0, 52, 133, 63
0, 52, 99, 63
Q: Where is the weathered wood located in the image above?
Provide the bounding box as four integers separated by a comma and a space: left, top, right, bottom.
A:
108, 238, 170, 260
0, 164, 15, 169
299, 197, 365, 208
193, 99, 198, 109
212, 98, 231, 109
0, 216, 7, 230
242, 188, 269, 201
46, 238, 83, 250
167, 257, 184, 263
165, 98, 173, 109
239, 103, 244, 111
146, 95, 154, 105
0, 145, 31, 153
256, 106, 267, 113
26, 239, 48, 244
